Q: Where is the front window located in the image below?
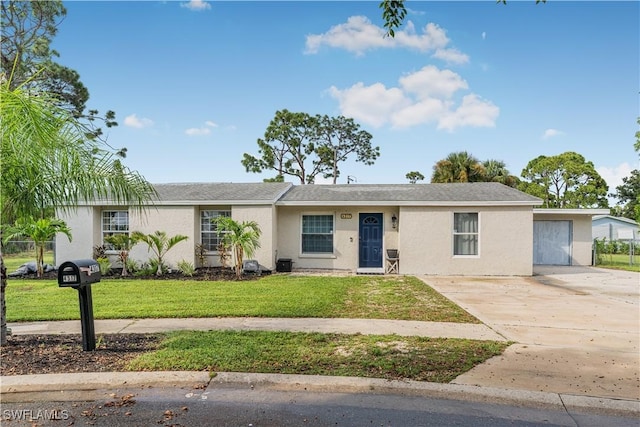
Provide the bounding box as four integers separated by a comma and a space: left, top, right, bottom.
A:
102, 210, 129, 249
453, 213, 478, 256
302, 214, 334, 254
201, 210, 231, 251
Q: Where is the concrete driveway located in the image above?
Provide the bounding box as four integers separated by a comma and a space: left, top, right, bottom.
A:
422, 266, 639, 401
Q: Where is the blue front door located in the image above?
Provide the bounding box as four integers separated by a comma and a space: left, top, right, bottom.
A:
359, 213, 383, 268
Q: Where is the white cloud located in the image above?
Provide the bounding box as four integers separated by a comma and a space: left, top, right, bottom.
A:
305, 17, 466, 63
329, 66, 498, 131
123, 114, 154, 129
482, 31, 486, 40
437, 94, 499, 132
305, 16, 389, 55
184, 120, 219, 136
542, 128, 565, 139
406, 8, 426, 16
181, 0, 210, 11
185, 127, 211, 136
432, 48, 469, 65
328, 83, 409, 128
399, 65, 468, 99
597, 162, 633, 194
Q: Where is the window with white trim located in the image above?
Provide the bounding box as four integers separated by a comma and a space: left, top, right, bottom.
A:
201, 210, 231, 251
102, 210, 129, 249
453, 212, 478, 256
302, 214, 334, 254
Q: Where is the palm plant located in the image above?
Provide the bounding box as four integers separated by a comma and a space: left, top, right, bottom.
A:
212, 217, 262, 279
482, 159, 519, 188
104, 233, 140, 276
431, 151, 485, 183
1, 81, 156, 345
131, 231, 188, 276
2, 217, 72, 277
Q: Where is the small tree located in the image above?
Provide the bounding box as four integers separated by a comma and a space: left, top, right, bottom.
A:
104, 233, 140, 276
2, 217, 71, 277
519, 151, 609, 208
242, 109, 379, 184
212, 217, 261, 279
131, 231, 188, 276
405, 171, 425, 184
194, 243, 208, 268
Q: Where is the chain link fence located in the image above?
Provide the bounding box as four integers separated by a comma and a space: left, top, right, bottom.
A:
593, 238, 639, 267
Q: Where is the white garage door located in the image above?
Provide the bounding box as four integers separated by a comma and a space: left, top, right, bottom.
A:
533, 220, 572, 265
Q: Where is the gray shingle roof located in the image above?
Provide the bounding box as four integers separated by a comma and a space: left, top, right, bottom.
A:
152, 182, 292, 204
277, 183, 542, 206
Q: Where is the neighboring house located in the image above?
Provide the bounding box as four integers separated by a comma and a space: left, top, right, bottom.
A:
56, 182, 608, 276
592, 215, 639, 241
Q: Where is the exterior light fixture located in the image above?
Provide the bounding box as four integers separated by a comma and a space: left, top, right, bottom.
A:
391, 213, 398, 229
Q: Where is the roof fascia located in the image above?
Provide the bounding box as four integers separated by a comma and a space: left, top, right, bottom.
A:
533, 208, 610, 216
276, 200, 540, 207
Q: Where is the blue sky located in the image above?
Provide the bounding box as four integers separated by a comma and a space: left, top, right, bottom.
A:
53, 1, 638, 197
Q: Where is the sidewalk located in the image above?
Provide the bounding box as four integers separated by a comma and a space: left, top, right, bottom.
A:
3, 316, 639, 417
7, 317, 505, 340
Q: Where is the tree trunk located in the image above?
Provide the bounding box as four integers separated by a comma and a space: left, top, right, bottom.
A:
37, 244, 44, 277
332, 147, 338, 185
121, 251, 129, 276
1, 239, 8, 346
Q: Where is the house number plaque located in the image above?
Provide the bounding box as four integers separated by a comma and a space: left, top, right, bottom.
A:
340, 213, 352, 219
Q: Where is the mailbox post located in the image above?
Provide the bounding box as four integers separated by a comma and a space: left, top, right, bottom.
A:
58, 259, 101, 351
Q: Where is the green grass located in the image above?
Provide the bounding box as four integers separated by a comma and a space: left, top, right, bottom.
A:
6, 275, 478, 323
128, 330, 508, 383
596, 253, 640, 272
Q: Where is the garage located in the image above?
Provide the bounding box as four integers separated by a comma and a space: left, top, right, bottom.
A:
533, 220, 572, 265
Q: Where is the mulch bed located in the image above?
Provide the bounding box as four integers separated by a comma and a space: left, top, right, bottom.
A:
1, 333, 163, 376
8, 266, 267, 281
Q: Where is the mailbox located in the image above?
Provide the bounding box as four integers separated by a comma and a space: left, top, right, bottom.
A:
58, 259, 101, 287
57, 259, 101, 351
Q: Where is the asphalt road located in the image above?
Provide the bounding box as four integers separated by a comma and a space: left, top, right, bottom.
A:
1, 385, 637, 427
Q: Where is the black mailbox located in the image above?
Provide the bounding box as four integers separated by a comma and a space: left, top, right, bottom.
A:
58, 259, 101, 351
58, 259, 101, 287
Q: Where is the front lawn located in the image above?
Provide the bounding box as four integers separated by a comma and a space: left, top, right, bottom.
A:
128, 330, 508, 383
6, 275, 478, 323
596, 253, 640, 272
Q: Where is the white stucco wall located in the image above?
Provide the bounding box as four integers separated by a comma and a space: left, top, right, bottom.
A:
231, 205, 277, 270
128, 206, 196, 269
400, 206, 534, 276
533, 212, 594, 266
276, 206, 399, 272
56, 207, 100, 264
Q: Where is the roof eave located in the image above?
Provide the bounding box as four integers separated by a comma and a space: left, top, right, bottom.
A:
277, 200, 541, 207
533, 208, 610, 216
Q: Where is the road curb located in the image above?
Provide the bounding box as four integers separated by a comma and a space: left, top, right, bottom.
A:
210, 372, 640, 417
2, 371, 638, 417
0, 371, 210, 394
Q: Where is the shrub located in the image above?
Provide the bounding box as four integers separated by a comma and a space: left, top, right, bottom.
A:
96, 257, 112, 276
177, 260, 195, 277
93, 245, 107, 260
195, 244, 208, 268
125, 258, 139, 274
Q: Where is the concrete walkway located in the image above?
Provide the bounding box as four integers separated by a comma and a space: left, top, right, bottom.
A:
8, 317, 505, 341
